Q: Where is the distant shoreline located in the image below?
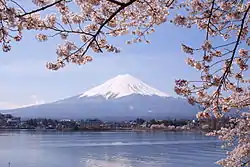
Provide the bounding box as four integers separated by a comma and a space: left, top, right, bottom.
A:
0, 128, 203, 133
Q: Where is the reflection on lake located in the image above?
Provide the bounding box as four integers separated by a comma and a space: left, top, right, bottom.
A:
0, 131, 225, 167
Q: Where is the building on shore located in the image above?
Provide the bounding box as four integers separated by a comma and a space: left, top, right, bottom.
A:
79, 119, 103, 129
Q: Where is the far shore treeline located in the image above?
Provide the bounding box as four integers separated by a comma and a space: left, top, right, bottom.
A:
0, 113, 231, 132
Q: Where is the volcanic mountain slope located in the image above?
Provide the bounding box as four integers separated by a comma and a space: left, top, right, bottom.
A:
79, 74, 168, 99
3, 74, 198, 120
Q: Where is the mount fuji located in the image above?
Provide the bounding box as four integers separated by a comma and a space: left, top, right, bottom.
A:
3, 74, 199, 120
80, 74, 168, 99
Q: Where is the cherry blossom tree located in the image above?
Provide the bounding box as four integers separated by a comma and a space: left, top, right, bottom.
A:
0, 0, 249, 166
173, 1, 249, 166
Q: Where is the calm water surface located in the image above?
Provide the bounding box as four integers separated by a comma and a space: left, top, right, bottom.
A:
0, 131, 226, 167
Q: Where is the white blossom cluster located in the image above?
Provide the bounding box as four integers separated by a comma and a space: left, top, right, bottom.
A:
207, 113, 250, 167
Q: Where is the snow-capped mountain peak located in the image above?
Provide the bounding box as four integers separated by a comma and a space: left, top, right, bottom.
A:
79, 74, 168, 99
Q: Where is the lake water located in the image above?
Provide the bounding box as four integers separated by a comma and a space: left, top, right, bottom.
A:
0, 131, 226, 167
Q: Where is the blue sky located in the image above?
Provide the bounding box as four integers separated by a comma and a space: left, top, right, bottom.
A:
0, 21, 204, 109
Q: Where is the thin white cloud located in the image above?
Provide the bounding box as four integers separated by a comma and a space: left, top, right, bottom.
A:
0, 102, 21, 110
0, 95, 45, 110
30, 94, 45, 105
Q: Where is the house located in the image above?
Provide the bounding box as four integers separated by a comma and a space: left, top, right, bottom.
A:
6, 117, 21, 127
80, 119, 103, 129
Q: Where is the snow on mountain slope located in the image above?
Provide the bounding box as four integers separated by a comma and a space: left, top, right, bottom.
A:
79, 74, 169, 99
2, 74, 199, 119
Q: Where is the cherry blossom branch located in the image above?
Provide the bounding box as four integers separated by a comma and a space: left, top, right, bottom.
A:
80, 0, 137, 54
9, 0, 26, 13
212, 41, 237, 50
18, 0, 65, 17
206, 0, 216, 41
215, 5, 250, 98
51, 0, 137, 65
45, 26, 94, 36
106, 0, 125, 6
